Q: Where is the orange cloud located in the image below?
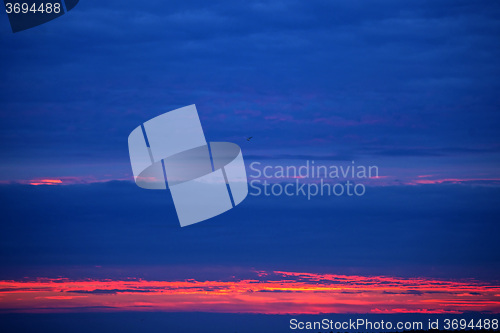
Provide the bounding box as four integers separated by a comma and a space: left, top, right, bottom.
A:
29, 179, 63, 186
0, 271, 498, 314
408, 178, 500, 185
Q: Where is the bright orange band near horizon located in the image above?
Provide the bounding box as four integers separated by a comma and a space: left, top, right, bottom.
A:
0, 271, 499, 314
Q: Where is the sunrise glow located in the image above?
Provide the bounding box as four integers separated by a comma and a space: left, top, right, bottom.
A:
0, 271, 498, 314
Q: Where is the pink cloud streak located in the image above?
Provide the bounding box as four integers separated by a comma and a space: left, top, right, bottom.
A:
0, 271, 498, 314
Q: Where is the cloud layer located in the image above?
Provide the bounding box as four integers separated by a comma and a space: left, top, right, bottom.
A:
1, 270, 498, 314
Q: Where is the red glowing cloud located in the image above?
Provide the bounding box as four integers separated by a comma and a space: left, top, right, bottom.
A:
0, 270, 498, 314
28, 179, 63, 186
408, 178, 500, 185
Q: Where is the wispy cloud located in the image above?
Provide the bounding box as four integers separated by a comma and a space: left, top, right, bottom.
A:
407, 178, 500, 186
0, 176, 133, 186
0, 270, 498, 314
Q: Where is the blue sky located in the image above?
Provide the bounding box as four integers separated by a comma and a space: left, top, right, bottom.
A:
0, 0, 499, 329
1, 182, 499, 280
1, 0, 499, 182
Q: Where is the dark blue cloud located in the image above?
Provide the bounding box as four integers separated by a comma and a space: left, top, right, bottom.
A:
0, 0, 499, 182
0, 3, 499, 330
0, 182, 498, 280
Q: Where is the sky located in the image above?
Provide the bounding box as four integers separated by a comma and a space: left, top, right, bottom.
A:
1, 0, 499, 183
0, 0, 499, 332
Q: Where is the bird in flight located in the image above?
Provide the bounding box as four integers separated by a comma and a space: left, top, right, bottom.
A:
246, 136, 253, 141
